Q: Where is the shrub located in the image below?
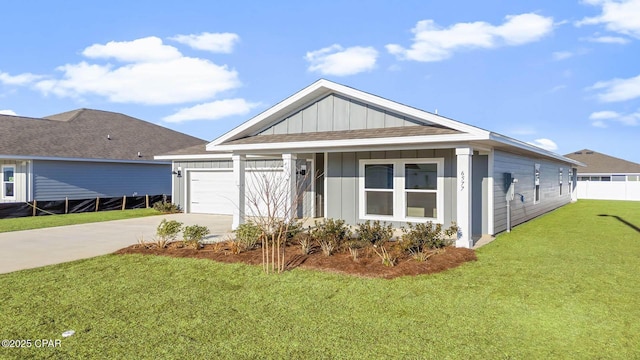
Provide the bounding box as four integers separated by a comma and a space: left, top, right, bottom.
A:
152, 200, 181, 214
372, 245, 396, 267
234, 221, 262, 252
311, 218, 352, 256
294, 232, 314, 255
271, 219, 304, 244
355, 220, 394, 246
400, 221, 458, 257
155, 219, 183, 248
183, 224, 210, 248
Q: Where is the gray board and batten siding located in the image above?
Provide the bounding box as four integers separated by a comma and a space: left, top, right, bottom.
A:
326, 149, 492, 237
326, 149, 458, 229
257, 94, 440, 136
492, 150, 574, 233
32, 160, 170, 201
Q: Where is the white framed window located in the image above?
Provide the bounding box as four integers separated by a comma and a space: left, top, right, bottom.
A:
359, 158, 444, 223
2, 165, 15, 200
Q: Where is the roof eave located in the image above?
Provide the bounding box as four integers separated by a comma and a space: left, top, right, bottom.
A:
489, 133, 585, 167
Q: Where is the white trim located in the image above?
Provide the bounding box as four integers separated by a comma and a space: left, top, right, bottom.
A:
212, 133, 482, 153
307, 157, 316, 218
455, 147, 473, 248
1, 164, 16, 200
358, 158, 444, 224
534, 163, 541, 204
323, 152, 328, 218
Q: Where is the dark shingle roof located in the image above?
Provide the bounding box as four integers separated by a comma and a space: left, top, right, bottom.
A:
0, 109, 207, 161
223, 126, 461, 145
564, 149, 640, 174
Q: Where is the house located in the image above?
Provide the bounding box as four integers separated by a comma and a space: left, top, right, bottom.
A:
156, 80, 583, 248
564, 149, 640, 201
0, 108, 206, 204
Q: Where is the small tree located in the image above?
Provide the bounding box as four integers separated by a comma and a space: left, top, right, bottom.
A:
244, 164, 313, 274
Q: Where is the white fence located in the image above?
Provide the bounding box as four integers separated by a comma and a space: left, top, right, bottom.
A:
576, 181, 640, 201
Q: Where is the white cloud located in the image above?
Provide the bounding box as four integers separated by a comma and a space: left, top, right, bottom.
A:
83, 37, 182, 62
528, 138, 559, 151
305, 44, 378, 76
169, 32, 240, 53
586, 35, 631, 44
0, 109, 17, 116
386, 13, 554, 62
0, 71, 43, 85
30, 37, 240, 105
552, 51, 573, 60
589, 74, 640, 102
549, 84, 568, 93
577, 0, 640, 38
589, 110, 639, 127
163, 98, 259, 122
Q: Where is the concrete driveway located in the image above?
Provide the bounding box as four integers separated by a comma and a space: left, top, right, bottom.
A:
0, 214, 233, 275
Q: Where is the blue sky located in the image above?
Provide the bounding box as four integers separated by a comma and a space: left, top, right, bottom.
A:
1, 0, 639, 162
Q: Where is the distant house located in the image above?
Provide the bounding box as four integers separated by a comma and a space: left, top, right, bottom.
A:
565, 149, 640, 201
0, 109, 206, 203
157, 79, 583, 248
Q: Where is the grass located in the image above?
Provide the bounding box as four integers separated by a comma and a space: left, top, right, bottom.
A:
0, 208, 161, 233
0, 200, 638, 359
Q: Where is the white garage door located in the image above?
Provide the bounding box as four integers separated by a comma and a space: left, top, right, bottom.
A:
189, 171, 236, 214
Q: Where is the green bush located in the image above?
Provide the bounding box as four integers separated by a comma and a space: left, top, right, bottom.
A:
355, 220, 394, 246
155, 219, 183, 247
183, 224, 210, 248
234, 221, 262, 251
152, 201, 181, 214
400, 222, 458, 255
311, 218, 352, 256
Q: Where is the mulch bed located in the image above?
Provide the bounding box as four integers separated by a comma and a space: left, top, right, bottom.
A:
114, 242, 477, 279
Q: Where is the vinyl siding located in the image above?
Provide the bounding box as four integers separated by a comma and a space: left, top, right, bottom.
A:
493, 150, 572, 233
326, 149, 456, 227
32, 160, 170, 201
257, 94, 425, 135
0, 160, 29, 203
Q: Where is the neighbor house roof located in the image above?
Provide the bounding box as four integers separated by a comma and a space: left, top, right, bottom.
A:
0, 109, 207, 162
564, 149, 640, 174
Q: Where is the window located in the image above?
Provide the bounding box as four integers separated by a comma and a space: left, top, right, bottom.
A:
612, 175, 626, 182
360, 158, 443, 223
628, 175, 639, 182
405, 163, 438, 218
578, 176, 590, 181
364, 164, 394, 216
2, 165, 15, 199
600, 176, 611, 182
534, 164, 541, 204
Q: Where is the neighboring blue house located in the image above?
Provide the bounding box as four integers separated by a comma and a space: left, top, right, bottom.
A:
158, 80, 584, 248
0, 108, 206, 203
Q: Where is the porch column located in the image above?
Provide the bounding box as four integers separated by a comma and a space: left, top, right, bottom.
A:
456, 147, 473, 248
232, 154, 246, 230
282, 153, 297, 219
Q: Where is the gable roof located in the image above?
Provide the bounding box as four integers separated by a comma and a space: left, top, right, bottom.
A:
565, 149, 640, 174
0, 109, 207, 162
199, 79, 581, 166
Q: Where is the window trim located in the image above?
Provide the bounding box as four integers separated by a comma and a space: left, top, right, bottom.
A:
359, 158, 444, 223
2, 165, 16, 200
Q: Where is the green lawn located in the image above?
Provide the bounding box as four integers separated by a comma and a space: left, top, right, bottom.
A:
0, 200, 638, 359
0, 208, 161, 233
